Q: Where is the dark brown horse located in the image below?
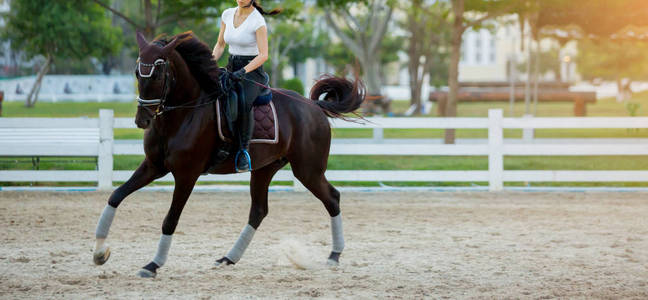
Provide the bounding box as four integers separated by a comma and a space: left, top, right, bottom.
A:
92, 32, 364, 278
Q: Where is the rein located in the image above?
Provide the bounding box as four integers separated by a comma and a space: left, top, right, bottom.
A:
161, 91, 221, 112
242, 77, 318, 107
136, 63, 321, 118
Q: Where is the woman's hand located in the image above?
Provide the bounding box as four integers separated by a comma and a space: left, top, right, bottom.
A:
231, 69, 246, 81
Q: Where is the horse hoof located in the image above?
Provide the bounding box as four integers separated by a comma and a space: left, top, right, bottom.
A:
93, 247, 111, 265
137, 268, 156, 278
213, 256, 235, 268
327, 252, 340, 267
326, 259, 339, 267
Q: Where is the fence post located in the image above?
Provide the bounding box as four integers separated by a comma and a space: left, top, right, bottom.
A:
372, 115, 384, 142
488, 109, 504, 191
373, 127, 384, 142
98, 109, 114, 190
522, 114, 534, 141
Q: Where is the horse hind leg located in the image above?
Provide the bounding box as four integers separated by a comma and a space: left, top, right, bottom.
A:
290, 160, 345, 266
215, 159, 288, 266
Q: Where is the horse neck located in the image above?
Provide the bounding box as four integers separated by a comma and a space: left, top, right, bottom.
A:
152, 52, 205, 135
167, 51, 201, 105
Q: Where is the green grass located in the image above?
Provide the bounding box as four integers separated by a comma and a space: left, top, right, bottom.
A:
2, 101, 137, 118
3, 93, 648, 187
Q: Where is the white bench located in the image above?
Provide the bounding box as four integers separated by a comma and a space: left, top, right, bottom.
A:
0, 109, 114, 189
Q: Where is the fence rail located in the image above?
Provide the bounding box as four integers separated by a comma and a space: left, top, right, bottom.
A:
2, 109, 648, 191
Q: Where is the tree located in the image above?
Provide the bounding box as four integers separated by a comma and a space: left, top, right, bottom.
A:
576, 39, 648, 102
265, 0, 321, 87
320, 0, 394, 96
4, 0, 121, 107
401, 0, 451, 115
445, 0, 521, 143
535, 0, 648, 101
516, 45, 562, 81
93, 0, 222, 39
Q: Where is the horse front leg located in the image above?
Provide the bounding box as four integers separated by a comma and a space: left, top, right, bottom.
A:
137, 172, 199, 278
215, 159, 287, 266
93, 160, 166, 265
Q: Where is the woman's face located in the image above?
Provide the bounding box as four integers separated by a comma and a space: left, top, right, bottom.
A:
236, 0, 253, 8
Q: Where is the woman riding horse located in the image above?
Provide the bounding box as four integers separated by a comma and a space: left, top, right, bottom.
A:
212, 0, 280, 172
92, 8, 364, 279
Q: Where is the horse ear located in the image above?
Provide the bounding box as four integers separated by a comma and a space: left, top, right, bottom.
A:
162, 38, 179, 54
136, 31, 149, 50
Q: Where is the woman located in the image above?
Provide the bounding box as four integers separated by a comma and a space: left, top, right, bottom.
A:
212, 0, 280, 172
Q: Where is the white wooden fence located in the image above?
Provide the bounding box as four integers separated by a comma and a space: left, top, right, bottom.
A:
0, 110, 114, 190
2, 109, 648, 191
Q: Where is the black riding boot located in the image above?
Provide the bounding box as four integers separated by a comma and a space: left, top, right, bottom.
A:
236, 110, 254, 172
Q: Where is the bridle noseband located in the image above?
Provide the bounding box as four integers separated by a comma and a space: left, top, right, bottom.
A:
136, 58, 172, 116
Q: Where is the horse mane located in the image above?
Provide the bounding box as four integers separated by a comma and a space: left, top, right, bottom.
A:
154, 31, 221, 95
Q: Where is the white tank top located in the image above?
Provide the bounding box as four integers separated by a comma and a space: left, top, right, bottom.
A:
222, 7, 267, 56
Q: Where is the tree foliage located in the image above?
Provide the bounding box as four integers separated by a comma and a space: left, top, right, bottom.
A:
93, 0, 224, 39
5, 0, 120, 61
400, 0, 451, 114
4, 0, 121, 106
538, 0, 648, 37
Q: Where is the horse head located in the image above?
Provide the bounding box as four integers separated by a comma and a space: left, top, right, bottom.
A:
135, 32, 186, 129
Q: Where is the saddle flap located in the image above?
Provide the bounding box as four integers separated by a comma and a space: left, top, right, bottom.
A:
216, 100, 278, 145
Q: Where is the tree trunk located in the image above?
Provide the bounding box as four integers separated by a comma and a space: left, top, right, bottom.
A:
270, 36, 281, 88
524, 35, 531, 115
616, 78, 632, 102
361, 56, 382, 96
408, 52, 424, 115
323, 2, 392, 97
445, 0, 464, 144
407, 0, 424, 115
144, 0, 154, 39
532, 37, 540, 115
26, 54, 52, 108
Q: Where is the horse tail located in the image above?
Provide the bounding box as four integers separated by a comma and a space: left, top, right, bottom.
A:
309, 75, 365, 120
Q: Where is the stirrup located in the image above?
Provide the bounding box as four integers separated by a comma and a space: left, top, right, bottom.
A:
234, 149, 251, 173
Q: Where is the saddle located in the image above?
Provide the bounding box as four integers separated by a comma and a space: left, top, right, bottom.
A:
218, 69, 273, 138
205, 71, 277, 172
216, 99, 278, 144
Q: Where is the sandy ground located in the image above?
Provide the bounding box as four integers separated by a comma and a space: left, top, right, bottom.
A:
0, 190, 647, 299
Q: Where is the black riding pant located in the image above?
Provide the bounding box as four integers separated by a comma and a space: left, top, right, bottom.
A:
227, 55, 267, 150
226, 55, 266, 112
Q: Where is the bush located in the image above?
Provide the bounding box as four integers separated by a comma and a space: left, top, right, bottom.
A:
280, 78, 304, 95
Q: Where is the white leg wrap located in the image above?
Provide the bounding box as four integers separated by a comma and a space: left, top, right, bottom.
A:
152, 234, 173, 267
225, 225, 256, 263
95, 205, 116, 239
331, 214, 345, 253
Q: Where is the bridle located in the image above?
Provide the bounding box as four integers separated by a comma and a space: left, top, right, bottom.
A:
136, 57, 173, 116
136, 56, 224, 118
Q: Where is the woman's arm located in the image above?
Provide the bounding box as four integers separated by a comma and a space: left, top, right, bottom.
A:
242, 26, 269, 73
212, 21, 227, 61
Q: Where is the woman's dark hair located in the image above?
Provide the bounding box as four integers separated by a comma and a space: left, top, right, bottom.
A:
251, 0, 282, 16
